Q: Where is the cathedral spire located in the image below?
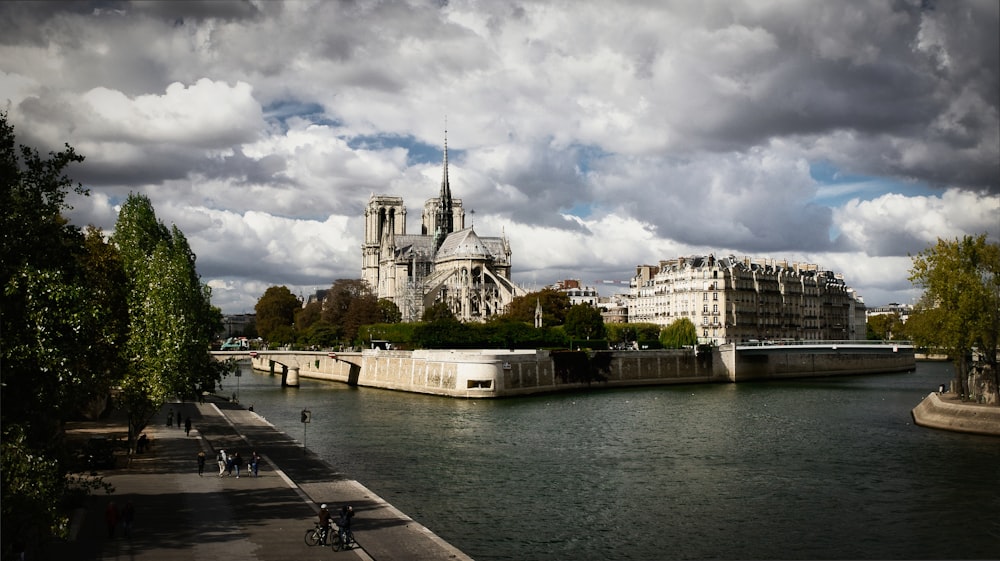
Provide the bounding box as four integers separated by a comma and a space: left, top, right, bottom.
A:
435, 124, 454, 249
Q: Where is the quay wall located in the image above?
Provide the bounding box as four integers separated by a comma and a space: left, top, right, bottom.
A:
725, 344, 915, 382
250, 344, 915, 398
912, 392, 1000, 436
356, 348, 728, 398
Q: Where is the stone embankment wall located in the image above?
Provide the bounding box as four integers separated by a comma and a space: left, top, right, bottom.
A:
249, 344, 915, 398
724, 344, 915, 382
357, 348, 728, 398
912, 392, 1000, 436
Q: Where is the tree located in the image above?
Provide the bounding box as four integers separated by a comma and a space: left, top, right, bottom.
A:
0, 114, 122, 555
377, 298, 402, 324
321, 279, 372, 327
660, 318, 698, 348
909, 234, 1000, 402
422, 302, 457, 322
503, 288, 571, 326
296, 300, 323, 332
112, 194, 223, 454
564, 303, 606, 342
254, 286, 301, 340
866, 313, 906, 341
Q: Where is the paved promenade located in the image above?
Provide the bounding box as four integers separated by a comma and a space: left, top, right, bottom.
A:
54, 398, 474, 561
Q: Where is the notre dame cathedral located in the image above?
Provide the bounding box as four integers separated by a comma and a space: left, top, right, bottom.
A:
361, 133, 525, 322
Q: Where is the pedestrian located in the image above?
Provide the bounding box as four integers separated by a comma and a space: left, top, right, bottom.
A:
136, 433, 148, 454
166, 408, 174, 427
250, 450, 260, 477
105, 501, 119, 539
121, 501, 135, 538
197, 451, 206, 476
232, 451, 242, 478
217, 449, 227, 477
338, 505, 354, 548
184, 417, 192, 436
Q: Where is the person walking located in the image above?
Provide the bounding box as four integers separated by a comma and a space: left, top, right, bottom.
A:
166, 408, 174, 427
121, 502, 135, 538
184, 417, 192, 436
232, 451, 242, 478
197, 451, 206, 476
250, 450, 260, 477
217, 449, 227, 477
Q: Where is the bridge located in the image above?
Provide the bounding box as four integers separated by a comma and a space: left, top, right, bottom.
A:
213, 350, 364, 387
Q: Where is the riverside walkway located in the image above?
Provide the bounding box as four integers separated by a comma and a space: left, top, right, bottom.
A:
55, 397, 473, 561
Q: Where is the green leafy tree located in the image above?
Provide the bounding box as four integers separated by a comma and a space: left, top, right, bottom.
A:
564, 303, 606, 342
909, 234, 1000, 401
254, 285, 301, 340
299, 322, 341, 348
113, 194, 222, 453
607, 322, 661, 348
321, 279, 372, 326
296, 300, 323, 331
866, 313, 906, 341
377, 298, 402, 323
422, 301, 457, 322
503, 288, 571, 326
0, 114, 122, 555
660, 318, 698, 348
343, 293, 380, 344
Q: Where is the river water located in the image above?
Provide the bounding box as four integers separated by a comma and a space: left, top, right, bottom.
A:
226, 361, 999, 560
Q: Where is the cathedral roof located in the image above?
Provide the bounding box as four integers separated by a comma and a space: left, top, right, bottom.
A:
436, 227, 492, 260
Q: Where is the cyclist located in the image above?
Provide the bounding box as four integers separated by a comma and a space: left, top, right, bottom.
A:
338, 505, 354, 547
318, 504, 332, 545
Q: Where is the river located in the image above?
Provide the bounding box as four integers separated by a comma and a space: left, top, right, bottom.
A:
226, 361, 999, 560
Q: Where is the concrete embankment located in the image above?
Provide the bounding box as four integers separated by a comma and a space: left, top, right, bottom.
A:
248, 344, 915, 398
56, 398, 474, 561
911, 392, 1000, 436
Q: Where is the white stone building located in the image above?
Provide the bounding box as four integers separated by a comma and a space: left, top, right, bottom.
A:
628, 254, 866, 345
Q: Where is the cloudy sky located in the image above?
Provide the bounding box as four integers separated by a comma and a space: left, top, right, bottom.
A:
3, 0, 997, 314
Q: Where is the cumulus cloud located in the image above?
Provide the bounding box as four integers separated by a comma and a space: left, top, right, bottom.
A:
3, 0, 997, 313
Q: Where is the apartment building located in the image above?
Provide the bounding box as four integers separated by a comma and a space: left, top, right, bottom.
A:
628, 254, 866, 345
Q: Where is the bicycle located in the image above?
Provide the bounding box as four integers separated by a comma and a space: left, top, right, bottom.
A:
331, 526, 356, 552
304, 521, 333, 547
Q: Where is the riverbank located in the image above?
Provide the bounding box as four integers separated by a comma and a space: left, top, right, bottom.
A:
53, 397, 474, 561
911, 391, 1000, 436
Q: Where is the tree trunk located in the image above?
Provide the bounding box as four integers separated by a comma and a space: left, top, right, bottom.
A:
954, 354, 969, 399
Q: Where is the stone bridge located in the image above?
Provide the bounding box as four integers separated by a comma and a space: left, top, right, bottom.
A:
244, 350, 363, 387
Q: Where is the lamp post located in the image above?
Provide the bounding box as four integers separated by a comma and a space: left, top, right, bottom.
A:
301, 408, 311, 452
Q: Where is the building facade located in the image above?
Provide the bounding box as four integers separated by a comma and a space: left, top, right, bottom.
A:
550, 279, 600, 306
361, 134, 525, 322
628, 255, 866, 345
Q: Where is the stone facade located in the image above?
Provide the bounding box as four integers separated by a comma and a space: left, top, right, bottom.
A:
629, 254, 867, 345
361, 134, 524, 322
